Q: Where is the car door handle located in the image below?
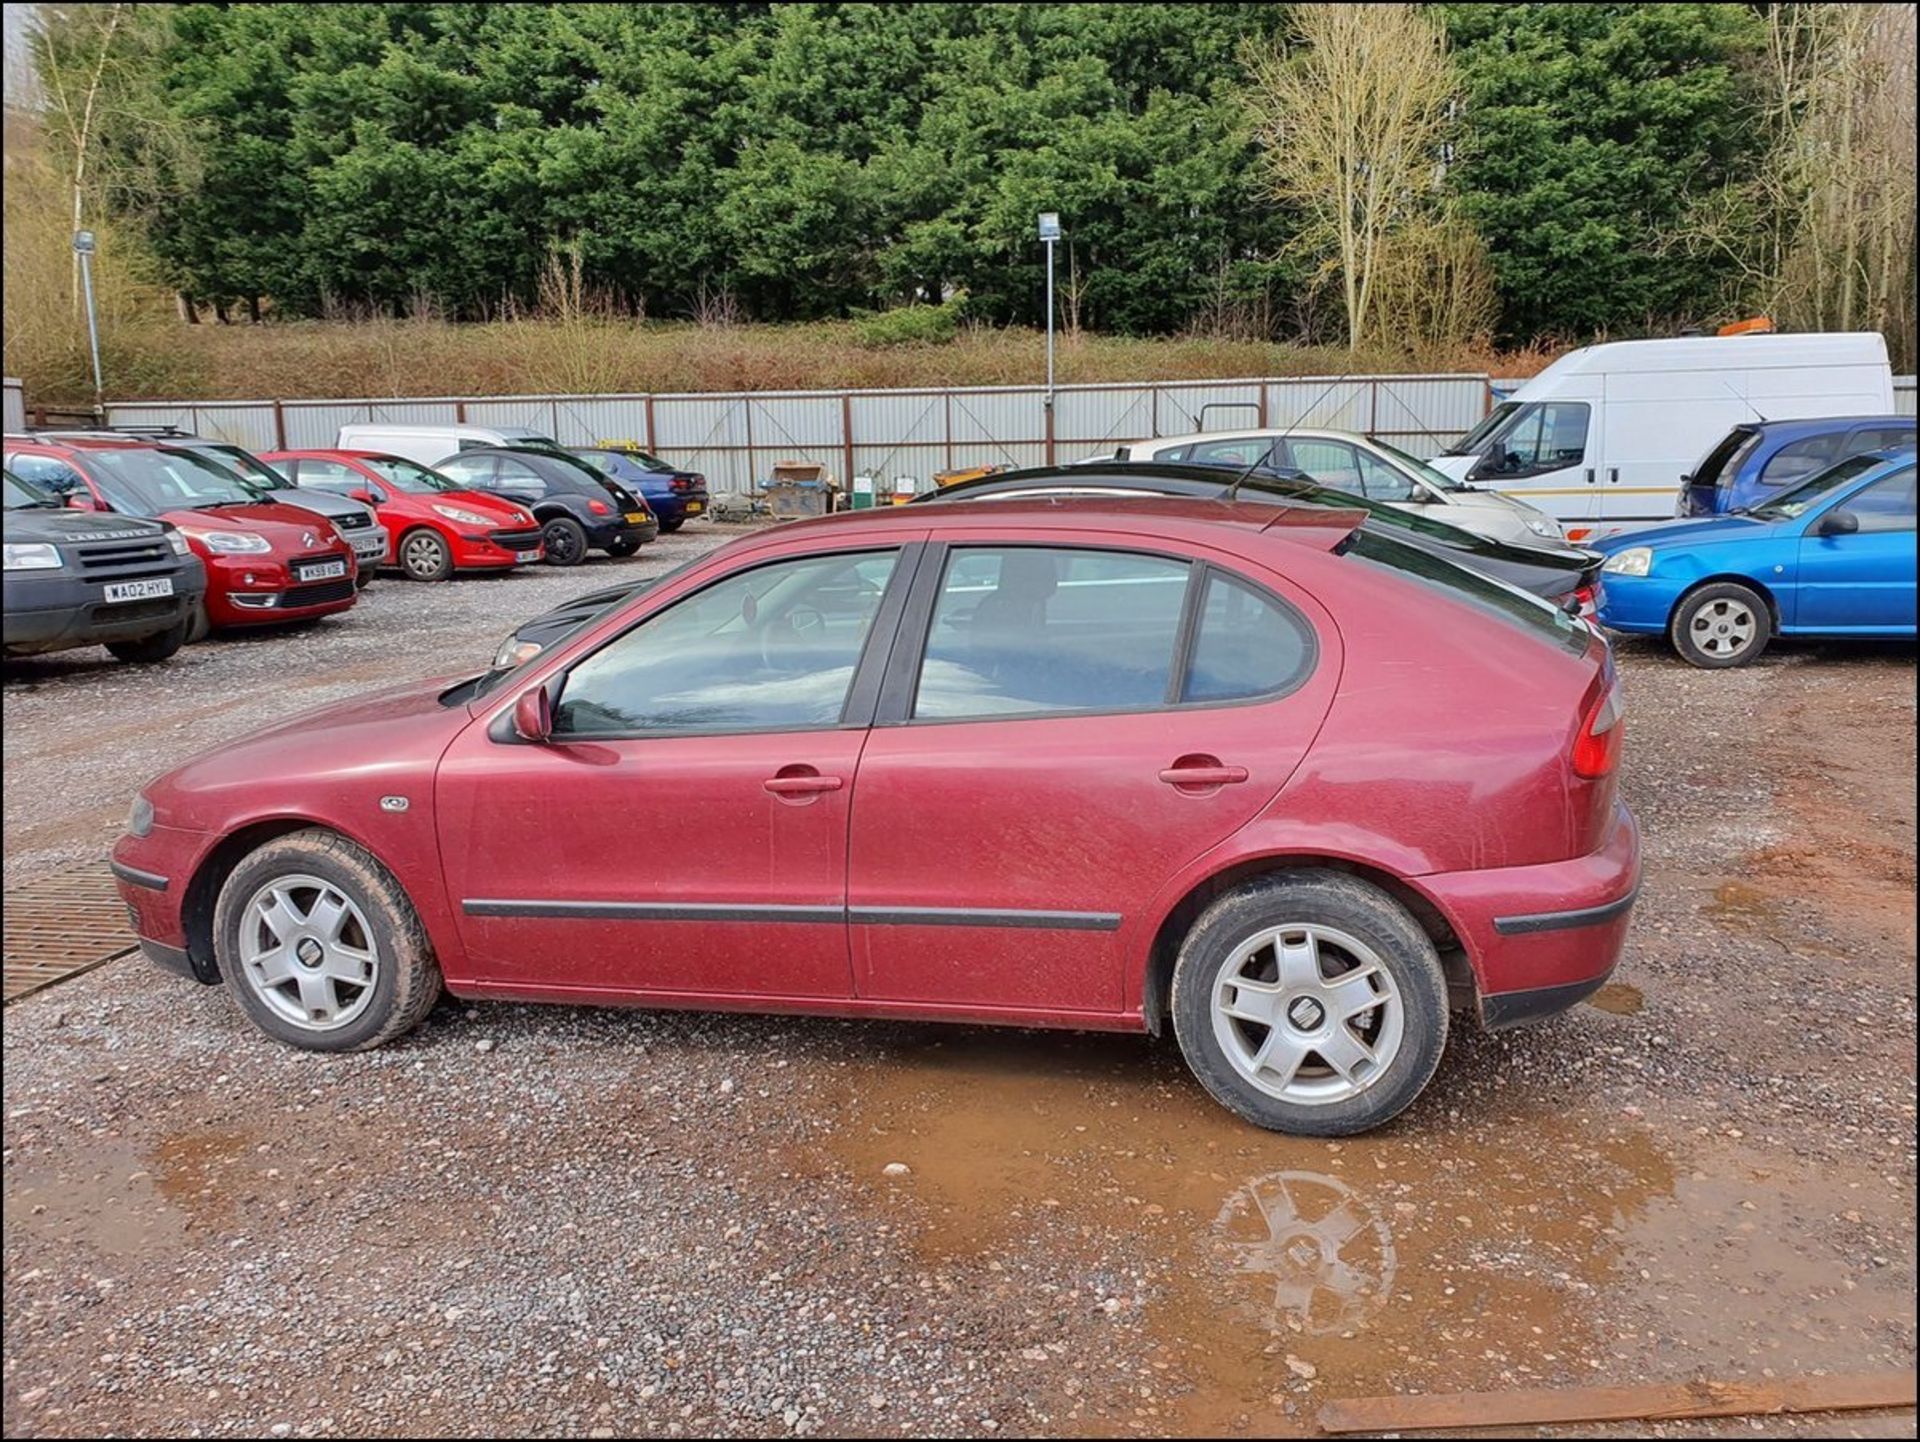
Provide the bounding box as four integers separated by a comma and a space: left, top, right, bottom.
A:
1159, 764, 1249, 788
764, 774, 844, 796
1584, 468, 1596, 485
1608, 468, 1620, 484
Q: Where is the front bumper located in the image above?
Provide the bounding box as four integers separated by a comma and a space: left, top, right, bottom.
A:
1419, 801, 1641, 1029
205, 551, 360, 627
3, 562, 207, 654
452, 526, 545, 570
113, 824, 220, 983
342, 525, 389, 569
1593, 572, 1689, 635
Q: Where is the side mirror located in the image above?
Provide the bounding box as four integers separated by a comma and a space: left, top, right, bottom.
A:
513, 686, 553, 742
65, 492, 103, 512
1816, 508, 1859, 537
354, 486, 387, 505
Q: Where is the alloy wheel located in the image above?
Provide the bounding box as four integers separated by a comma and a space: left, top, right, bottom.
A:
1688, 597, 1758, 658
237, 873, 380, 1032
1210, 924, 1403, 1106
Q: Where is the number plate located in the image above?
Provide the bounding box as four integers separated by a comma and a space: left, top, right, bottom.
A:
297, 559, 348, 582
103, 577, 174, 604
684, 501, 704, 514
515, 550, 538, 564
624, 512, 648, 525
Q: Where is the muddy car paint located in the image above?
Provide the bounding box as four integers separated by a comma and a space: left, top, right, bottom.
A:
114, 498, 1636, 1132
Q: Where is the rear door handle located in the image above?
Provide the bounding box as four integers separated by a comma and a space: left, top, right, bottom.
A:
1584, 468, 1596, 485
1607, 468, 1620, 484
765, 775, 843, 795
1159, 765, 1249, 787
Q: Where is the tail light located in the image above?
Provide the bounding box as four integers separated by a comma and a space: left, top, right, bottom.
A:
670, 477, 692, 493
587, 498, 612, 516
1572, 679, 1624, 779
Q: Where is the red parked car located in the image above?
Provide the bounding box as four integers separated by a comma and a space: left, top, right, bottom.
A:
262, 450, 544, 581
5, 436, 357, 633
112, 497, 1638, 1135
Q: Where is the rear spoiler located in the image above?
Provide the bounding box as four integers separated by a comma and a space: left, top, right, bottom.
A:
1258, 504, 1370, 553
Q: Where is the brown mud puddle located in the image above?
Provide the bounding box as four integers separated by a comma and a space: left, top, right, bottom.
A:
791, 1028, 1681, 1436
1586, 982, 1644, 1015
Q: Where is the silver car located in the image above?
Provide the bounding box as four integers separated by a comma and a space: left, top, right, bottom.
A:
1115, 428, 1567, 548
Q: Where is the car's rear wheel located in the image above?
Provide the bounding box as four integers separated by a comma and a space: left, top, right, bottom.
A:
658, 517, 685, 534
541, 516, 588, 567
105, 619, 188, 664
1671, 582, 1770, 668
213, 829, 442, 1052
603, 536, 643, 557
1171, 872, 1448, 1136
399, 527, 453, 582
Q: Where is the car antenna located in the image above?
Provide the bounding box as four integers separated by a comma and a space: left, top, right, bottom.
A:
1223, 369, 1355, 503
1721, 380, 1769, 424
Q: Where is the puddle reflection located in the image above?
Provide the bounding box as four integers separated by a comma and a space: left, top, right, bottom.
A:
1212, 1170, 1394, 1336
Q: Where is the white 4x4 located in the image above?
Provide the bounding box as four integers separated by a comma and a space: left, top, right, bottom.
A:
1117, 428, 1567, 548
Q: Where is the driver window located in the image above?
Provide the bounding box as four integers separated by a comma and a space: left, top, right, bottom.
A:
1478, 403, 1589, 478
1356, 449, 1417, 501
437, 454, 497, 487
8, 454, 85, 494
554, 550, 899, 735
1844, 467, 1916, 533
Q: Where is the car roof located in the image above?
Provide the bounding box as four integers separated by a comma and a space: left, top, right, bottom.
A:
1126, 426, 1376, 448
1743, 415, 1914, 438
4, 432, 160, 452
763, 492, 1367, 553
268, 448, 392, 460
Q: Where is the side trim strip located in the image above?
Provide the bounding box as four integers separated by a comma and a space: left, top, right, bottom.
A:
461, 900, 1125, 932
849, 906, 1122, 932
111, 861, 169, 892
463, 900, 842, 924
1492, 887, 1638, 936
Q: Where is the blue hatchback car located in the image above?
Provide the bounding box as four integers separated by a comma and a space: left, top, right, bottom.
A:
1595, 449, 1916, 667
571, 447, 709, 531
1681, 415, 1914, 517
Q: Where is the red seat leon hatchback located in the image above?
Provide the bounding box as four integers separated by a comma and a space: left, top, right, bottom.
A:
113, 497, 1638, 1135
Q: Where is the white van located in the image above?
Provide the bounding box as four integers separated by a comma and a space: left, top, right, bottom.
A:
1427, 333, 1894, 540
335, 422, 560, 468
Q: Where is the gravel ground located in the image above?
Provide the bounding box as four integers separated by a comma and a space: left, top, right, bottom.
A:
3, 547, 1915, 1439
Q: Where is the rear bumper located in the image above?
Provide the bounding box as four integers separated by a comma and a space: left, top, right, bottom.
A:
585, 517, 659, 549
1420, 802, 1641, 1029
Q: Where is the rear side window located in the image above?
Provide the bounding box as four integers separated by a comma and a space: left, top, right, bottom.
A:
1348, 530, 1589, 655
914, 547, 1190, 718
1851, 426, 1915, 455
1691, 427, 1758, 488
1182, 570, 1316, 703
1759, 434, 1842, 488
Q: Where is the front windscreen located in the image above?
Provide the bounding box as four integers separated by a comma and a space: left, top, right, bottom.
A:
82, 447, 261, 517
1749, 454, 1888, 520
362, 456, 458, 493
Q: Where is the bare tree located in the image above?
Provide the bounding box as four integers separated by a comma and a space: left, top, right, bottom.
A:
1242, 4, 1467, 350
1680, 3, 1916, 366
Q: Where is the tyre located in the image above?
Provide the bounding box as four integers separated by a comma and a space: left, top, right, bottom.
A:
658, 517, 685, 534
540, 515, 589, 567
398, 527, 454, 582
105, 619, 188, 664
186, 599, 212, 643
603, 536, 643, 558
1670, 581, 1770, 668
213, 828, 443, 1053
1170, 871, 1448, 1137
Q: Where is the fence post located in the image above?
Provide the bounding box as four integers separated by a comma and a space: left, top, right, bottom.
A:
743, 396, 756, 494
841, 392, 855, 490
644, 394, 657, 452
944, 392, 954, 474
1044, 393, 1056, 466
1257, 383, 1269, 429
272, 399, 287, 450
456, 400, 468, 423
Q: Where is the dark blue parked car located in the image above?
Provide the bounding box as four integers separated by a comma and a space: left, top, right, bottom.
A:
572, 447, 709, 532
1681, 415, 1913, 517
1597, 448, 1916, 667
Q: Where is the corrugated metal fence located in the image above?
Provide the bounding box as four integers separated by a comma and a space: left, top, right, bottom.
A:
1897, 374, 1917, 416
3, 377, 24, 434
98, 374, 1494, 493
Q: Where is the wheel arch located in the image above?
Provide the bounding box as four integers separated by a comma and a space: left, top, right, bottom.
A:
1671, 573, 1781, 636
1138, 853, 1472, 1037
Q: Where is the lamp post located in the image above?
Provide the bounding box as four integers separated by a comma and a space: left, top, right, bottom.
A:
73, 229, 103, 405
1037, 212, 1061, 414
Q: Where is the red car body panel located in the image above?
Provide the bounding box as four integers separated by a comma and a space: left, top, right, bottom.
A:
7, 438, 358, 630
112, 497, 1639, 1033
262, 449, 543, 572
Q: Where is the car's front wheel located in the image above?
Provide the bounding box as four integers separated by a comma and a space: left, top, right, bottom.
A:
603, 536, 643, 557
1670, 581, 1771, 668
106, 618, 188, 664
213, 829, 442, 1052
657, 517, 685, 534
399, 527, 453, 582
1171, 871, 1448, 1136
